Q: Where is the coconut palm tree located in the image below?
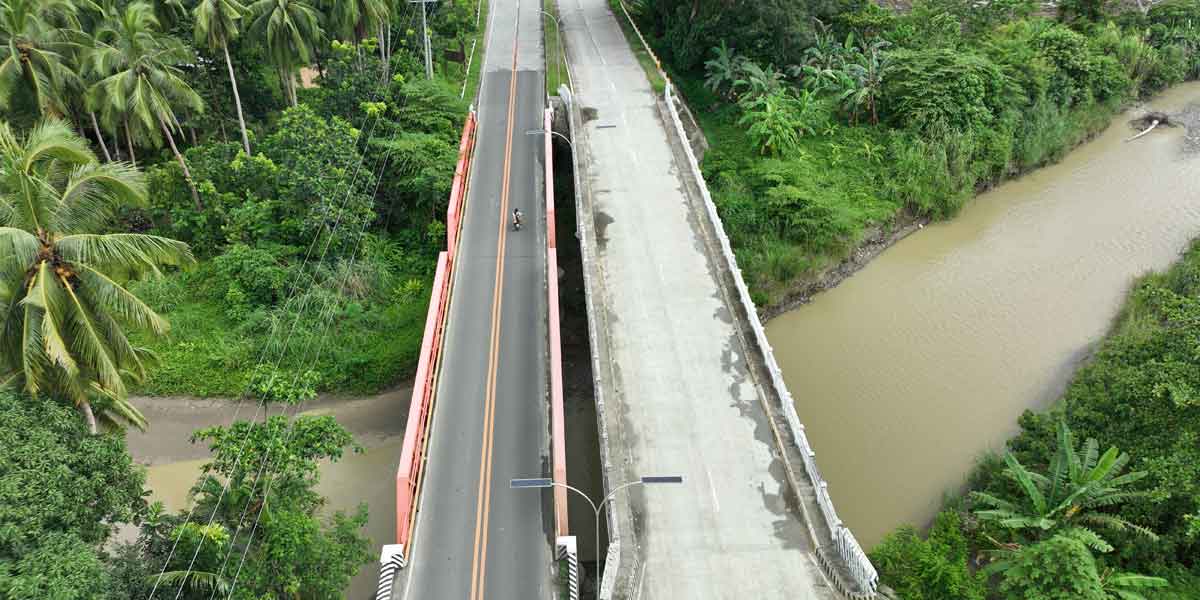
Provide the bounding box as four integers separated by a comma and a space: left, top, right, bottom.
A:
972, 420, 1157, 543
0, 119, 193, 433
151, 571, 232, 597
0, 0, 81, 120
70, 30, 114, 162
88, 2, 205, 208
324, 0, 390, 66
246, 0, 324, 107
194, 0, 252, 155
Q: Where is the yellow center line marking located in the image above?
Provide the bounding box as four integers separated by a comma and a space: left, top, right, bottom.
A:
470, 5, 522, 600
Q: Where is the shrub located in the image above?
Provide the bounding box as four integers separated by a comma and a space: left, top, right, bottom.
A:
870, 510, 987, 600
738, 91, 805, 156
211, 243, 296, 307
881, 48, 1015, 133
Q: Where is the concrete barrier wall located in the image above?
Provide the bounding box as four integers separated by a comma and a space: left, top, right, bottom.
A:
394, 112, 478, 558
395, 251, 450, 548
557, 84, 634, 599
447, 114, 478, 262
612, 1, 880, 596
546, 107, 569, 537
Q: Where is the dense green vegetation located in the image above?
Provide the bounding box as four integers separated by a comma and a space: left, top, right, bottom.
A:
630, 0, 1200, 305
0, 387, 372, 598
115, 415, 371, 598
868, 239, 1200, 598
2, 0, 479, 400
1, 0, 480, 596
130, 3, 475, 399
0, 390, 145, 597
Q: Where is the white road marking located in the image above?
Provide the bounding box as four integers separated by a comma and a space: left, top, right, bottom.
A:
635, 560, 648, 600
706, 465, 719, 512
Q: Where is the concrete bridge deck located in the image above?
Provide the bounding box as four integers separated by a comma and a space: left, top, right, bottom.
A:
557, 0, 840, 597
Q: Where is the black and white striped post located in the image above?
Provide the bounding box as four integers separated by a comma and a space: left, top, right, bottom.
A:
376, 544, 406, 600
556, 535, 580, 600
512, 475, 683, 600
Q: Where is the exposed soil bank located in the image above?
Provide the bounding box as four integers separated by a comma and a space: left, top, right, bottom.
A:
126, 386, 412, 466
760, 209, 929, 322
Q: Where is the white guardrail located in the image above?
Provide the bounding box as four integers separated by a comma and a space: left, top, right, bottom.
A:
662, 80, 879, 597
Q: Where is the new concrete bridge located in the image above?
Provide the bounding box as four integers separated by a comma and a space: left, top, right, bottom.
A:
374, 0, 881, 597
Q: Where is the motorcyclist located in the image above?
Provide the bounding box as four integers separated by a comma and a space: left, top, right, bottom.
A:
512, 207, 523, 230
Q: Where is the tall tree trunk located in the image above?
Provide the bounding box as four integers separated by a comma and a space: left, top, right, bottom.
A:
161, 117, 202, 210
124, 120, 136, 167
281, 68, 298, 107
223, 41, 252, 155
79, 400, 98, 435
380, 23, 390, 81
89, 111, 112, 161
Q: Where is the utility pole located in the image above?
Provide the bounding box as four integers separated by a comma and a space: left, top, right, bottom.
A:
410, 0, 436, 79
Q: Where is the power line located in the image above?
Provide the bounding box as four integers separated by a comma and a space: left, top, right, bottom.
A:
151, 6, 425, 598
410, 0, 437, 79
145, 35, 408, 599
215, 46, 426, 598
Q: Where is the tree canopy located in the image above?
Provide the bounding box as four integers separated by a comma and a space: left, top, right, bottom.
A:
0, 390, 145, 597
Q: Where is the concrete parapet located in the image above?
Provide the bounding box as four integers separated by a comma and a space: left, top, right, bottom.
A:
558, 84, 640, 600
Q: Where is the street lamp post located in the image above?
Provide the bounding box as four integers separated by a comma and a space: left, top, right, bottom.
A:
511, 475, 683, 599
525, 128, 573, 149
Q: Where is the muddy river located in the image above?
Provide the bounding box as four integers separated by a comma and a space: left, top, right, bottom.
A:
126, 389, 410, 599
766, 82, 1200, 549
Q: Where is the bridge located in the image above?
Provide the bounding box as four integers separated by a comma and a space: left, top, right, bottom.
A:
374, 0, 882, 598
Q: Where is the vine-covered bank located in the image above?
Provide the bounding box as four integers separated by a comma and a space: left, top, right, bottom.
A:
630, 0, 1200, 307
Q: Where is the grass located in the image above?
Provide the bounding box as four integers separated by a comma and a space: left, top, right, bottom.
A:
131, 266, 430, 398
544, 0, 567, 96
605, 0, 665, 93
458, 0, 490, 103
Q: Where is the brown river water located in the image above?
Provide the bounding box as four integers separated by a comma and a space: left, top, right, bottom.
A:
126, 389, 410, 599
766, 82, 1200, 549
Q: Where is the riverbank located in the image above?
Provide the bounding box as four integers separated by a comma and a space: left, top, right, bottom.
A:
124, 386, 412, 599
682, 77, 1158, 317
125, 386, 413, 467
755, 99, 1169, 320
877, 233, 1200, 597
620, 2, 1200, 312
765, 80, 1200, 550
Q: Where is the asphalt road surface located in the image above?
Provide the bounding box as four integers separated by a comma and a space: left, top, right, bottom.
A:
397, 0, 552, 598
